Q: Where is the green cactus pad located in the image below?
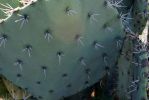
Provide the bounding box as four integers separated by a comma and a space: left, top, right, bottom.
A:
0, 0, 147, 100
0, 0, 125, 99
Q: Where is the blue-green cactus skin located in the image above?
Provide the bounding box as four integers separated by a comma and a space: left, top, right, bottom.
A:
0, 0, 147, 100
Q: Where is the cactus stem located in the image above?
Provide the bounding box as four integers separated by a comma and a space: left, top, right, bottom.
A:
15, 14, 29, 29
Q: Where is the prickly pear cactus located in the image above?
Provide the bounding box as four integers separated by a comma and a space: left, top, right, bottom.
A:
0, 0, 147, 100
